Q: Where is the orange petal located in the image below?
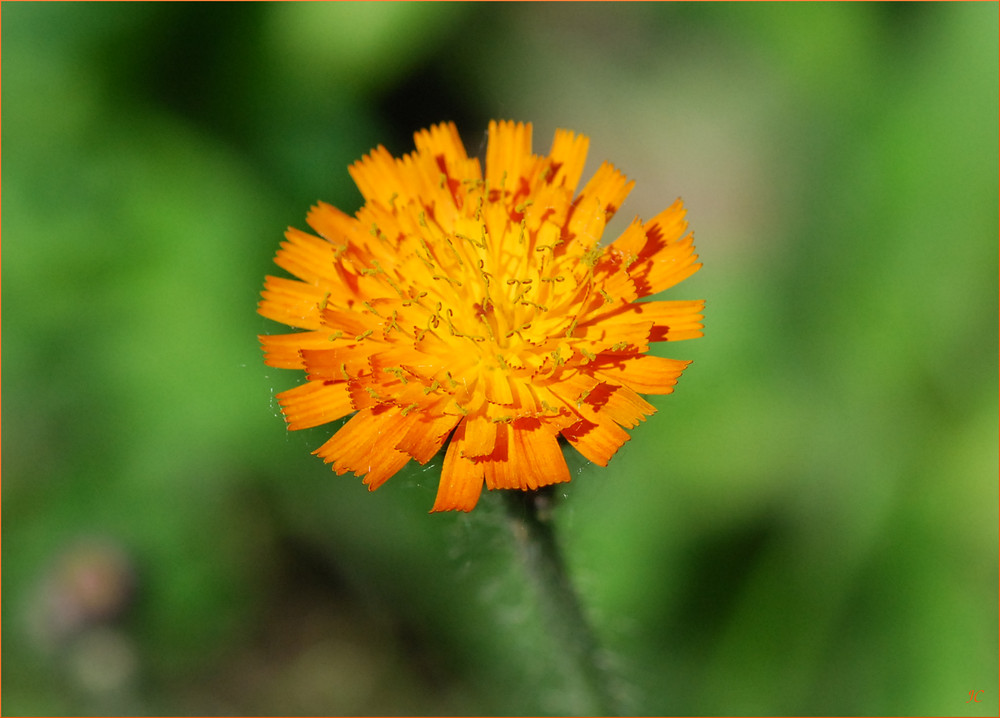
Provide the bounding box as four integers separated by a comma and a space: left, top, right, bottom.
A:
606, 218, 647, 267
512, 421, 571, 489
637, 246, 701, 297
645, 300, 706, 342
348, 145, 406, 208
566, 162, 633, 244
643, 199, 688, 245
396, 412, 461, 464
313, 406, 412, 490
596, 267, 638, 305
361, 449, 413, 492
628, 200, 701, 297
482, 423, 517, 490
481, 421, 571, 491
482, 367, 514, 405
589, 299, 705, 344
462, 414, 497, 459
277, 380, 355, 431
593, 355, 692, 395
507, 375, 542, 415
319, 305, 380, 339
545, 128, 590, 193
561, 412, 630, 467
413, 121, 468, 164
565, 193, 607, 255
274, 226, 343, 286
544, 369, 601, 408
258, 275, 327, 330
260, 330, 336, 370
486, 120, 537, 198
581, 383, 656, 429
432, 421, 485, 512
306, 201, 362, 245
578, 318, 653, 354
301, 343, 378, 382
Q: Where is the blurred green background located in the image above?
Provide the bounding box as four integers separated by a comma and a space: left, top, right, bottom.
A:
3, 2, 997, 715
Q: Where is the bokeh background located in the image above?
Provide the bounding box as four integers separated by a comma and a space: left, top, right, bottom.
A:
3, 2, 998, 716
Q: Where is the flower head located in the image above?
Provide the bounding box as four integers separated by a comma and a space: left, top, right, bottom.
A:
259, 121, 703, 511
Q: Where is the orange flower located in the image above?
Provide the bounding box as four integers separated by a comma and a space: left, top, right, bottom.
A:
259, 121, 703, 511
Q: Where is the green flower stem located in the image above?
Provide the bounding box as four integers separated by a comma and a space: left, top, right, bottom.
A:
505, 487, 622, 716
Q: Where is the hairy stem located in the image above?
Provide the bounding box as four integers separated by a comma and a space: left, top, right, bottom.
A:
505, 487, 623, 716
